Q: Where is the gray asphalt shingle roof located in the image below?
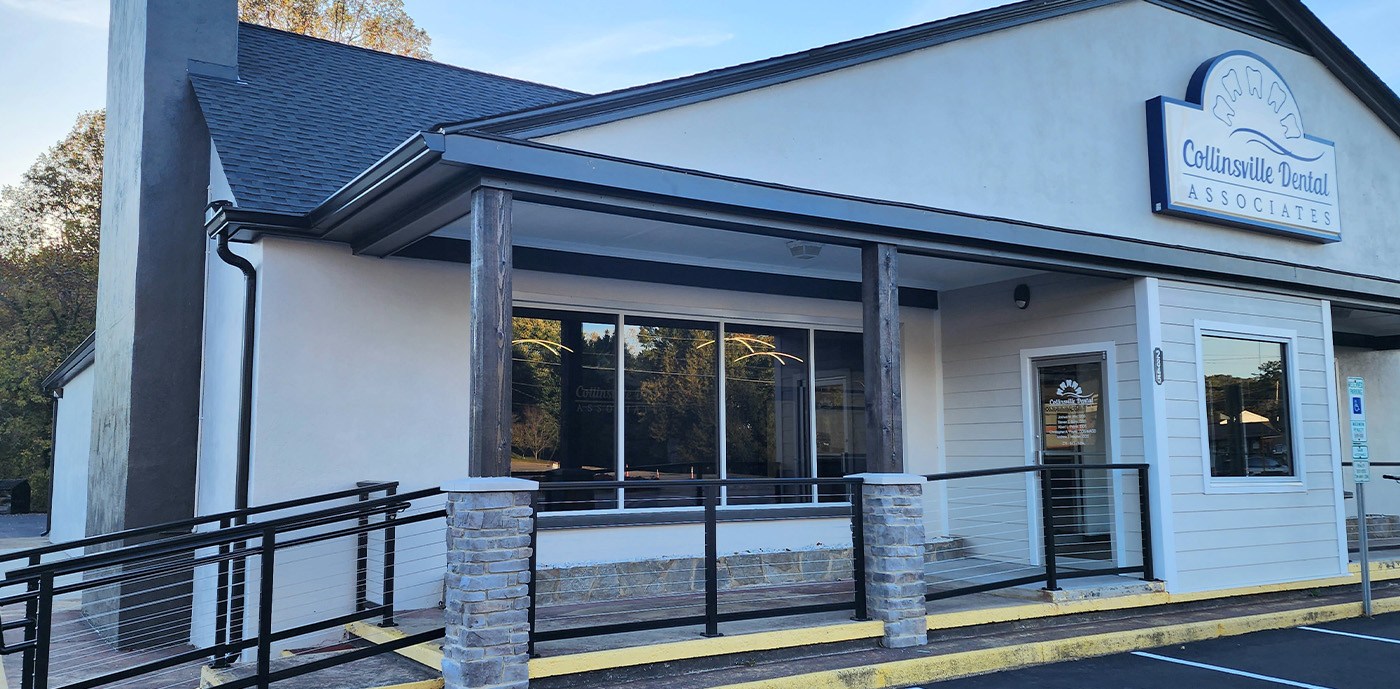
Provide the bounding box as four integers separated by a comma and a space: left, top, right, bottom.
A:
192, 23, 584, 215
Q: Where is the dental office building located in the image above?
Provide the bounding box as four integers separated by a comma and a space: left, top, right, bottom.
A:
42, 0, 1400, 626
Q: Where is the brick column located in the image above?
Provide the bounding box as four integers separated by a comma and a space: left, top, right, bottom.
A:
851, 473, 927, 648
442, 477, 538, 689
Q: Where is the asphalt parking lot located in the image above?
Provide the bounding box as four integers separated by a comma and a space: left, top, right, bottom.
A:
916, 613, 1400, 688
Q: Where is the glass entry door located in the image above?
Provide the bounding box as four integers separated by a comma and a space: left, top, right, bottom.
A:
1033, 354, 1113, 561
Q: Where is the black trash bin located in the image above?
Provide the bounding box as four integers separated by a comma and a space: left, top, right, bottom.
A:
0, 479, 31, 514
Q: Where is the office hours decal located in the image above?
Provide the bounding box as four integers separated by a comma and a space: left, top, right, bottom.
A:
1043, 378, 1101, 449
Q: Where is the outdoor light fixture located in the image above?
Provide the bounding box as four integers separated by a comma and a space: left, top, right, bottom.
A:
787, 240, 823, 260
1013, 284, 1031, 310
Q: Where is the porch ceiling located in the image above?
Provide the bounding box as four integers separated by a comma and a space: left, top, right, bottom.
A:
429, 201, 1039, 291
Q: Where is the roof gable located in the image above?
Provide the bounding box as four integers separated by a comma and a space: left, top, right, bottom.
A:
193, 24, 584, 215
447, 0, 1400, 145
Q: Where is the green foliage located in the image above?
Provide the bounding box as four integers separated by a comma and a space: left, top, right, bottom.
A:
0, 3, 433, 513
239, 0, 432, 58
0, 111, 105, 511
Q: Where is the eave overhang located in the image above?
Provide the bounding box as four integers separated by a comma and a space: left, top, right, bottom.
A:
205, 129, 1400, 312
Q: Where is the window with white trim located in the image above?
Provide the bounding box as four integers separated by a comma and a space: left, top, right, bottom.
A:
1200, 334, 1295, 478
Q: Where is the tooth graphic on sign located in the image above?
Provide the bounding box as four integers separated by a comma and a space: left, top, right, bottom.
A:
1246, 66, 1263, 97
1212, 96, 1236, 126
1280, 113, 1301, 139
1267, 82, 1287, 113
1221, 68, 1243, 101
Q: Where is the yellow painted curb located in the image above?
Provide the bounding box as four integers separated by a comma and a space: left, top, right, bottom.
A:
528, 620, 885, 679
346, 621, 444, 670
711, 596, 1400, 689
344, 560, 1400, 682
924, 560, 1400, 632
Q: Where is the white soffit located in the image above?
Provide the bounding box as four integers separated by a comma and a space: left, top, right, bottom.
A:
431, 201, 1039, 290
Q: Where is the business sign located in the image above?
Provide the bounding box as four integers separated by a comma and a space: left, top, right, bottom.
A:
1349, 377, 1369, 483
1147, 51, 1340, 242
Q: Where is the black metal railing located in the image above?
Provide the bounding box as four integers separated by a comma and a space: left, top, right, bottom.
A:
0, 483, 439, 689
922, 463, 1155, 601
1341, 461, 1400, 554
525, 477, 867, 653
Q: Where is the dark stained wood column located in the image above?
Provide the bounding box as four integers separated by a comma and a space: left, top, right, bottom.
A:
469, 187, 514, 477
862, 243, 904, 473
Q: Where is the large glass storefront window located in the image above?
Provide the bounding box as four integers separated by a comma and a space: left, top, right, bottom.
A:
511, 308, 867, 510
813, 330, 866, 502
623, 317, 718, 508
725, 325, 810, 505
1202, 334, 1295, 478
510, 311, 618, 510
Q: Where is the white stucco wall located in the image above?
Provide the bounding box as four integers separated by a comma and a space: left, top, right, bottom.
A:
49, 365, 95, 544
1334, 348, 1400, 524
217, 237, 942, 631
540, 0, 1400, 287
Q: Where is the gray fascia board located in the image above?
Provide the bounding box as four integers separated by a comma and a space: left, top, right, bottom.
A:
310, 132, 446, 238
449, 0, 1122, 138
437, 132, 1400, 305
41, 332, 97, 394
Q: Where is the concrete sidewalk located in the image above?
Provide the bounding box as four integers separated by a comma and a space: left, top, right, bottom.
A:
527, 580, 1400, 689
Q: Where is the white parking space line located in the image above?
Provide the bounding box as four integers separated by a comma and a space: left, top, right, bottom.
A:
1130, 652, 1335, 689
1299, 626, 1400, 645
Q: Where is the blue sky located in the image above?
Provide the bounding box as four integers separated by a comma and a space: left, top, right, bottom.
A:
0, 0, 1395, 188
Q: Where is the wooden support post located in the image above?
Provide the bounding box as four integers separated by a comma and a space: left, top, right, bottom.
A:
469, 187, 514, 477
862, 243, 904, 473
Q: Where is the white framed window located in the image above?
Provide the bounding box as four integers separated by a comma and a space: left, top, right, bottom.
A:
1194, 321, 1305, 493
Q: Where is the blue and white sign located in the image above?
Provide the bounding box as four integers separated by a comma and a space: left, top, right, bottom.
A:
1147, 51, 1341, 242
1349, 376, 1369, 484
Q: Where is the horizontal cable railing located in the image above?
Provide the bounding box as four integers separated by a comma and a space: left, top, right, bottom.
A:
0, 482, 400, 570
0, 483, 442, 689
525, 477, 867, 653
922, 463, 1154, 601
1341, 462, 1400, 555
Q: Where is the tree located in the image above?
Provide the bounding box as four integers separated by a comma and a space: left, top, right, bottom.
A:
0, 112, 105, 510
0, 2, 433, 512
239, 0, 432, 58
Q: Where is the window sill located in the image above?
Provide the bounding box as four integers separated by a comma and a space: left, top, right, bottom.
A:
537, 503, 853, 530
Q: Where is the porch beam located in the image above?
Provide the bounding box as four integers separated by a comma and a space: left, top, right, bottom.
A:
469, 187, 514, 477
862, 243, 904, 473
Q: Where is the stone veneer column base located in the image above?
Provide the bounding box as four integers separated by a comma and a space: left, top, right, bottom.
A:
442, 477, 538, 689
850, 473, 928, 648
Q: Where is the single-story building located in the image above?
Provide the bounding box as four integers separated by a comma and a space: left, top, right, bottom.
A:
46, 0, 1400, 653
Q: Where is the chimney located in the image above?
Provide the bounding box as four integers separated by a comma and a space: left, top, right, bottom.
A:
88, 0, 238, 538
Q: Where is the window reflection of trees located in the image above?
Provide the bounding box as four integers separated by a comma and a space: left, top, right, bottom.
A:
1203, 336, 1292, 478
509, 310, 868, 510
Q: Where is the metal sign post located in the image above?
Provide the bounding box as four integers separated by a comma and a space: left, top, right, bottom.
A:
1348, 377, 1371, 617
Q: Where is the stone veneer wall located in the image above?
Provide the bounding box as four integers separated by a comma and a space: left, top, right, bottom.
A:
534, 537, 966, 606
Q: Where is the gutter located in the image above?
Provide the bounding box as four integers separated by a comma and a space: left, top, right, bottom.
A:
211, 203, 257, 512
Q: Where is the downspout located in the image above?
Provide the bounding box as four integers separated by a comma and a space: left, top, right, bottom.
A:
211, 206, 257, 664
42, 389, 60, 536
211, 207, 256, 512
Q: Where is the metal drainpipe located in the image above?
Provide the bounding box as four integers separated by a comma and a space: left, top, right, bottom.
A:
42, 389, 60, 536
212, 215, 257, 513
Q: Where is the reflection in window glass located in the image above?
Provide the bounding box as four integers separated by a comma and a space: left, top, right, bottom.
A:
623, 317, 718, 508
814, 331, 866, 501
725, 325, 810, 505
1202, 335, 1294, 478
510, 312, 618, 510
